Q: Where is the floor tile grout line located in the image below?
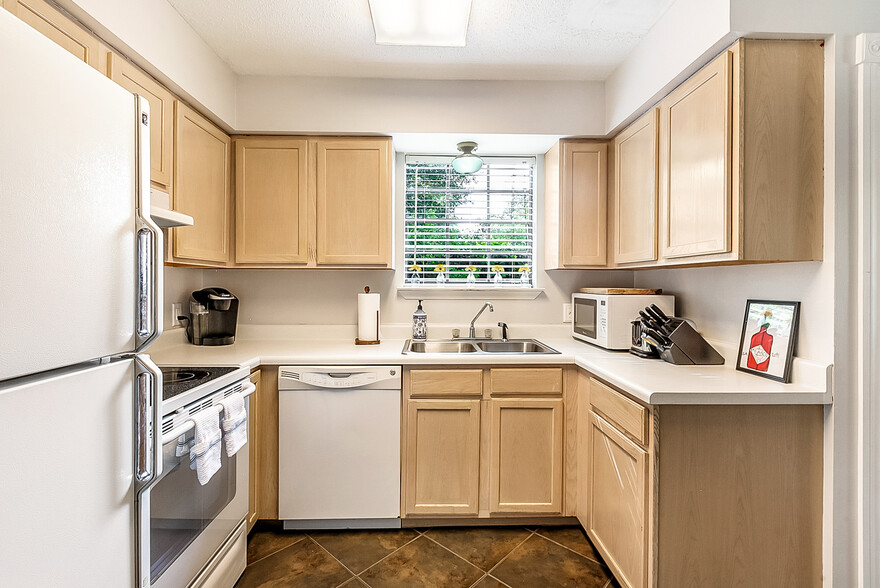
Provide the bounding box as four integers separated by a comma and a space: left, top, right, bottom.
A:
483, 530, 538, 579
533, 529, 608, 567
488, 573, 515, 588
244, 533, 308, 567
351, 532, 425, 580
418, 533, 487, 574
422, 527, 538, 575
304, 536, 360, 586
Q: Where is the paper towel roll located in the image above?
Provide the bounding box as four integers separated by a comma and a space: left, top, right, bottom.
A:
357, 290, 380, 342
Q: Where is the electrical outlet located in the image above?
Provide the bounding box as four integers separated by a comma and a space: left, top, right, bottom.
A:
171, 303, 182, 327
562, 303, 573, 323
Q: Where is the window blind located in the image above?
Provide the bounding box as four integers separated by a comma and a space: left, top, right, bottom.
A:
404, 155, 536, 286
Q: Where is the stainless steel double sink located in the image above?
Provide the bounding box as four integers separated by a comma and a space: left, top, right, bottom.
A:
402, 338, 560, 355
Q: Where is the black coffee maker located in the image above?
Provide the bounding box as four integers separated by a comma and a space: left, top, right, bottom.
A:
184, 287, 239, 346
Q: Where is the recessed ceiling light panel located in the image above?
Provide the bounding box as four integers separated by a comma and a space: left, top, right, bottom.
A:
368, 0, 472, 47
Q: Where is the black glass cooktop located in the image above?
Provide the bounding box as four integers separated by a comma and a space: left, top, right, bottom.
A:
160, 366, 239, 402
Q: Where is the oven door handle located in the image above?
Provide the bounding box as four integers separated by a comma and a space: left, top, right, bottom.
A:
160, 381, 256, 445
134, 355, 163, 486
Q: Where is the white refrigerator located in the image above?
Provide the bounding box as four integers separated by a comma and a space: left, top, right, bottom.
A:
0, 10, 162, 587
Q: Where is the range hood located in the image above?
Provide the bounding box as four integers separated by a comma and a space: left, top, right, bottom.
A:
150, 188, 193, 228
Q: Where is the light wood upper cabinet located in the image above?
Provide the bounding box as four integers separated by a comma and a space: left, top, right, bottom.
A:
488, 398, 563, 514
172, 101, 231, 265
588, 411, 649, 588
316, 138, 392, 265
655, 39, 823, 266
107, 53, 174, 190
4, 0, 106, 71
404, 399, 481, 516
544, 141, 608, 268
247, 370, 261, 533
659, 51, 732, 259
613, 109, 658, 265
235, 138, 309, 264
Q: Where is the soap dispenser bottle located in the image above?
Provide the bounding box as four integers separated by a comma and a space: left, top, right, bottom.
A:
412, 300, 427, 341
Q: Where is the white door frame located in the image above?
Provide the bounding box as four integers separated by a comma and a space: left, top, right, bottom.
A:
856, 32, 880, 588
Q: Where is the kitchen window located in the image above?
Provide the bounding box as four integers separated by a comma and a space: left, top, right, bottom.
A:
404, 155, 536, 289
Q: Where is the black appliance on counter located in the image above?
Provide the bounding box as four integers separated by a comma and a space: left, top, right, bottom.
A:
630, 304, 724, 365
183, 287, 239, 346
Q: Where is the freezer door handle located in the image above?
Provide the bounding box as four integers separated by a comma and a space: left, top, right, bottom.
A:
134, 354, 163, 485
134, 95, 163, 351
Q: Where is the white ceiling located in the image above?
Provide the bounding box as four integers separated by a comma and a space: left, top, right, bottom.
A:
166, 0, 676, 81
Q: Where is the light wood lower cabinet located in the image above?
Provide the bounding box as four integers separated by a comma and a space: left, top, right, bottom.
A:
587, 412, 648, 588
403, 367, 567, 519
247, 369, 261, 532
171, 101, 231, 265
579, 373, 823, 588
488, 398, 563, 514
404, 399, 481, 516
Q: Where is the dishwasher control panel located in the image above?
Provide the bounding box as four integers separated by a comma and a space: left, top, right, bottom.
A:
279, 366, 401, 390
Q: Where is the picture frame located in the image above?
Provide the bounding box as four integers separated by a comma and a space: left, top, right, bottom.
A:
736, 300, 801, 383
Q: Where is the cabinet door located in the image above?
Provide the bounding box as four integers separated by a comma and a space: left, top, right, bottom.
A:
659, 51, 732, 259
172, 101, 231, 264
315, 138, 392, 265
404, 399, 480, 516
488, 398, 563, 514
5, 0, 103, 71
562, 142, 607, 266
588, 412, 648, 588
235, 138, 309, 263
247, 370, 261, 532
107, 53, 174, 190
614, 109, 658, 264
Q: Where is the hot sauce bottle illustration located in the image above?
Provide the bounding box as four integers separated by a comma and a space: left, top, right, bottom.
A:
747, 310, 773, 371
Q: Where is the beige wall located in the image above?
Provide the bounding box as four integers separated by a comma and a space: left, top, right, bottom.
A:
235, 76, 606, 136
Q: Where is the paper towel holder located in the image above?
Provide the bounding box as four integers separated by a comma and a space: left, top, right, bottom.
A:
355, 286, 381, 345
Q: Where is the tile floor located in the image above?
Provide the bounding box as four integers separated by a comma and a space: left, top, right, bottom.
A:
237, 523, 621, 588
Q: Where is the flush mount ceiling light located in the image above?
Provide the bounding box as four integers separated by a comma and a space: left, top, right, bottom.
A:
451, 141, 483, 174
368, 0, 473, 47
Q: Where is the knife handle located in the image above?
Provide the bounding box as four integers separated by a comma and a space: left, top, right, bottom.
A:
650, 304, 670, 321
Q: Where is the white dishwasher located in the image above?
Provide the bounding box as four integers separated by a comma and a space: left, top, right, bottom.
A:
278, 365, 401, 530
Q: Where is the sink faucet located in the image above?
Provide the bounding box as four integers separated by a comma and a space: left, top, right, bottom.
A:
497, 322, 509, 341
468, 302, 494, 338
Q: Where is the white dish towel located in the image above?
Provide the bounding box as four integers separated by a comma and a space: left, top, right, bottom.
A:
188, 409, 222, 485
220, 392, 247, 457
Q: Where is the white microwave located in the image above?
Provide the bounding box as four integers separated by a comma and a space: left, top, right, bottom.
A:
572, 293, 675, 350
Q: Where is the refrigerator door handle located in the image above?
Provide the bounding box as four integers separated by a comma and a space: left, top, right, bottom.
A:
134, 95, 163, 351
134, 354, 163, 485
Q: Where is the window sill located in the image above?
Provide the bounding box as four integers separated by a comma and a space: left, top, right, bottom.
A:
397, 286, 544, 300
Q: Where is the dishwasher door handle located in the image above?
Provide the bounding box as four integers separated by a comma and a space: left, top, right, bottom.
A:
299, 372, 379, 389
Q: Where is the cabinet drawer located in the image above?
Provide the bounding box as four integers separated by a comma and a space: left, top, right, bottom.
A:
409, 369, 482, 398
489, 368, 563, 396
590, 378, 648, 445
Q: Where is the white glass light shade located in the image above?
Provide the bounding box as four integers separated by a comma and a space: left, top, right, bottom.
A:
451, 141, 483, 174
451, 154, 483, 174
368, 0, 472, 47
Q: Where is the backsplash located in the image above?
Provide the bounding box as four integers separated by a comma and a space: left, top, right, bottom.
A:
164, 267, 634, 330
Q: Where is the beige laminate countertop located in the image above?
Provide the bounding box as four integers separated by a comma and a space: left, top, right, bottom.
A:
149, 327, 832, 406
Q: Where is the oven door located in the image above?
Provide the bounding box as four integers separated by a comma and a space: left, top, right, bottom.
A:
139, 398, 249, 588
